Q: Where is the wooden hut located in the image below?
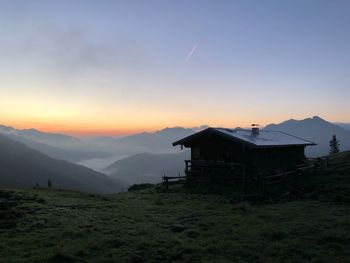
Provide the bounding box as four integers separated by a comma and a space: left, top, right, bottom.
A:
172, 127, 316, 179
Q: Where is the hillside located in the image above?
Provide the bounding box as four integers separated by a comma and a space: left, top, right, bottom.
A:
1, 152, 350, 262
5, 133, 110, 163
265, 116, 350, 157
335, 122, 350, 131
105, 151, 190, 185
0, 135, 124, 194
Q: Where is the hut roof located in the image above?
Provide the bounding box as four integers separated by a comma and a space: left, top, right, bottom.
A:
172, 127, 316, 148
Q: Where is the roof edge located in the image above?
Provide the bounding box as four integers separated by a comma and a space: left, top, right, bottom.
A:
172, 127, 317, 147
172, 127, 213, 146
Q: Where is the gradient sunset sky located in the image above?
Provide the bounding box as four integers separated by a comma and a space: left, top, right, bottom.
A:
1, 0, 350, 136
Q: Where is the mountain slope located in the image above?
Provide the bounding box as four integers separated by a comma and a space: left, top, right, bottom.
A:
334, 122, 350, 131
0, 135, 124, 193
0, 125, 79, 147
265, 116, 350, 157
107, 127, 195, 155
106, 151, 190, 185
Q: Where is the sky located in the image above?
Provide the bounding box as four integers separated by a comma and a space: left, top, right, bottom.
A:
1, 0, 350, 136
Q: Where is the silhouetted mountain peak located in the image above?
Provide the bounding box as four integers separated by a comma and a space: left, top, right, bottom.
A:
268, 116, 332, 130
154, 127, 195, 140
156, 127, 189, 133
283, 118, 298, 124
0, 124, 14, 130
312, 116, 324, 121
301, 116, 328, 124
265, 116, 350, 157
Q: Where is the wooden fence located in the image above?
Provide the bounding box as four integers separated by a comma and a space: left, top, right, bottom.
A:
162, 157, 330, 190
162, 174, 186, 189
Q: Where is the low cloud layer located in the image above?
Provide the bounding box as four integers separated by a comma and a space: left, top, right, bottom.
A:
1, 24, 149, 79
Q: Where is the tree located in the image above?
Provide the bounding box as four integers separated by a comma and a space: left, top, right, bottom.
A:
329, 134, 340, 155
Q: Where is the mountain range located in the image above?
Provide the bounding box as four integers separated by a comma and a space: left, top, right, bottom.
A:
0, 125, 195, 167
1, 116, 350, 190
265, 116, 350, 157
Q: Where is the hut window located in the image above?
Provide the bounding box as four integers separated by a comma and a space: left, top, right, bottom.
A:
193, 147, 200, 159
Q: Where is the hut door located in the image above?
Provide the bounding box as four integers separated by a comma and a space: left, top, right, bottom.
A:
192, 147, 200, 160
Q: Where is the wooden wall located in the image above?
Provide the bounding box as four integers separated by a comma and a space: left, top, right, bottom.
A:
249, 146, 306, 174
188, 132, 247, 163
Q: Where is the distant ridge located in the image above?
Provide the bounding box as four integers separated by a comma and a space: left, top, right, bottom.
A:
0, 125, 78, 145
108, 127, 196, 154
0, 125, 111, 162
265, 116, 350, 157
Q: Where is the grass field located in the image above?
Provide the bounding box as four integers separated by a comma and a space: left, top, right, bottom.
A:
1, 152, 350, 262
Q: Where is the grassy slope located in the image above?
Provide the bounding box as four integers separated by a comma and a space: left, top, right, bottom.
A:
1, 152, 350, 262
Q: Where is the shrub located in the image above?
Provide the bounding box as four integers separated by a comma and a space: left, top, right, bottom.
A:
128, 183, 154, 192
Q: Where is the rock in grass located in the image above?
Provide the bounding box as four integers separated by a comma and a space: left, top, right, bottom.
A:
171, 224, 187, 232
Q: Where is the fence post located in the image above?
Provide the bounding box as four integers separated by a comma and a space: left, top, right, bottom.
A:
165, 174, 169, 189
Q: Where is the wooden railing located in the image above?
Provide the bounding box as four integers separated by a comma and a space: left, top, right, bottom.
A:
162, 174, 186, 189
161, 160, 246, 188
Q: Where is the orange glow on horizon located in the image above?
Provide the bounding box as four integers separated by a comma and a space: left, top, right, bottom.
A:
0, 120, 159, 137
0, 118, 254, 137
1, 112, 349, 137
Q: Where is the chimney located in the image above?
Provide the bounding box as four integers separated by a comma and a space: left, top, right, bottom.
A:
251, 124, 260, 135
